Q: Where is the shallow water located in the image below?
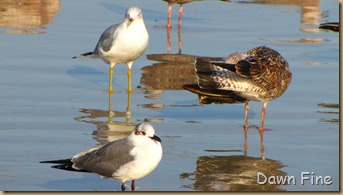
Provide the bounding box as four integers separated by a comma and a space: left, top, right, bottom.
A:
0, 0, 339, 191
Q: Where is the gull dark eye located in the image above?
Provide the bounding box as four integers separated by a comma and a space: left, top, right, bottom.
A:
140, 131, 146, 136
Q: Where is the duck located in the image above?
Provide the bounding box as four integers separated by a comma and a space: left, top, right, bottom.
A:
183, 46, 292, 131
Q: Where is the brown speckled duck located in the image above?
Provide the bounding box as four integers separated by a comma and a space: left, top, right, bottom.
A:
183, 46, 292, 131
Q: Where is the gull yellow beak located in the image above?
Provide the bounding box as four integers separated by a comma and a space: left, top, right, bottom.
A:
129, 18, 134, 25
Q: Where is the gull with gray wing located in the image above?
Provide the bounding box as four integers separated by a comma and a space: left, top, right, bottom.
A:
73, 6, 149, 93
40, 123, 162, 191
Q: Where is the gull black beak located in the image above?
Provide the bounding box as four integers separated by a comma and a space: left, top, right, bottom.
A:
150, 135, 161, 143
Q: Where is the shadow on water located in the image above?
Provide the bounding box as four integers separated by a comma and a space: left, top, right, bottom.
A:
0, 0, 61, 34
67, 65, 108, 87
180, 126, 287, 191
74, 92, 136, 145
38, 173, 119, 191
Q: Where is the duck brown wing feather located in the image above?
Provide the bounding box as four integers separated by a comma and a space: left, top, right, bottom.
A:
236, 46, 292, 96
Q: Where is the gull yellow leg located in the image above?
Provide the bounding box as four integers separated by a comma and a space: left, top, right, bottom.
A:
127, 68, 132, 93
108, 68, 115, 93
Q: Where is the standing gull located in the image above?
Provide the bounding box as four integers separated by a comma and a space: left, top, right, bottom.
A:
73, 6, 149, 93
184, 46, 292, 131
40, 123, 162, 191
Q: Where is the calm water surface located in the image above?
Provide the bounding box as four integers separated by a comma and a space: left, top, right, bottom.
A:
0, 0, 339, 191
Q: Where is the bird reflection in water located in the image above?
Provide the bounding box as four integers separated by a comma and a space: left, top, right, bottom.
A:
181, 86, 266, 158
74, 92, 136, 144
180, 126, 287, 191
243, 125, 266, 160
0, 0, 60, 34
142, 3, 225, 96
239, 0, 324, 33
317, 103, 339, 124
239, 0, 330, 44
141, 21, 222, 96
